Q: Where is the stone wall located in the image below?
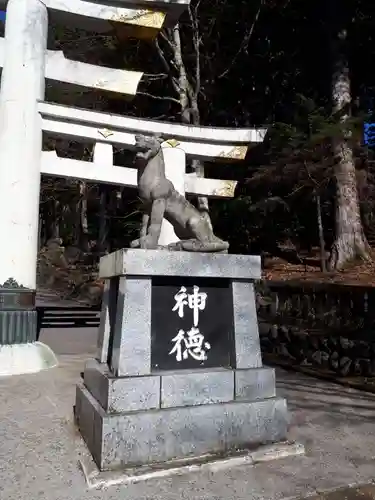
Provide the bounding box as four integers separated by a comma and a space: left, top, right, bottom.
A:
256, 280, 375, 377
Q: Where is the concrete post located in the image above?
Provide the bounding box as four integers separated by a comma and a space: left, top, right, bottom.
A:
158, 143, 186, 246
0, 0, 57, 375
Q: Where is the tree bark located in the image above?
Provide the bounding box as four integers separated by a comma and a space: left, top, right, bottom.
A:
98, 185, 109, 254
171, 22, 213, 228
75, 181, 89, 252
48, 198, 60, 241
328, 26, 371, 270
315, 194, 327, 272
171, 25, 191, 124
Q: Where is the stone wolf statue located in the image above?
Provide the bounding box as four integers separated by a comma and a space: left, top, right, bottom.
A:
130, 134, 229, 253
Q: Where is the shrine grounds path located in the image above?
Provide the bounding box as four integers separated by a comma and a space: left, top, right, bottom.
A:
2, 324, 375, 500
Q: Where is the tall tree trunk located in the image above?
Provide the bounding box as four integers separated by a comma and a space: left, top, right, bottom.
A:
75, 181, 89, 252
38, 216, 44, 250
156, 21, 213, 228
171, 22, 213, 228
98, 185, 109, 254
315, 194, 327, 272
48, 198, 60, 241
328, 26, 371, 270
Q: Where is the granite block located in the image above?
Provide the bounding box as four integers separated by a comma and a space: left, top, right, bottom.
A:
75, 384, 102, 465
231, 280, 262, 369
107, 376, 160, 413
83, 360, 109, 409
84, 360, 160, 413
76, 383, 288, 471
235, 368, 276, 401
160, 369, 234, 408
99, 249, 261, 280
110, 276, 152, 377
97, 277, 119, 364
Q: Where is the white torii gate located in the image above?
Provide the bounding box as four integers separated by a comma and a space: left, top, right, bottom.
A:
38, 100, 265, 245
0, 0, 266, 376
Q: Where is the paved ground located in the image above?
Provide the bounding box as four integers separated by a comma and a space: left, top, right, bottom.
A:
1, 326, 375, 500
308, 485, 375, 500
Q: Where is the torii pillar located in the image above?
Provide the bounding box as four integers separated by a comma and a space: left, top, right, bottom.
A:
0, 0, 57, 376
158, 141, 186, 245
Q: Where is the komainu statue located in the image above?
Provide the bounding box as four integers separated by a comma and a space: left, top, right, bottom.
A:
130, 134, 229, 252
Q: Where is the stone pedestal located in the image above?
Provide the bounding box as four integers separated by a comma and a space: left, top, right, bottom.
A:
0, 279, 57, 377
75, 249, 288, 471
0, 280, 37, 343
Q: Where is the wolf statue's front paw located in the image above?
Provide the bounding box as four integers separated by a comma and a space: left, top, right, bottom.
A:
130, 235, 161, 250
139, 235, 158, 250
130, 238, 140, 248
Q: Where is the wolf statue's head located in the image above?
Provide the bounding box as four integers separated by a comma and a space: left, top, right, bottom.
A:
134, 134, 164, 161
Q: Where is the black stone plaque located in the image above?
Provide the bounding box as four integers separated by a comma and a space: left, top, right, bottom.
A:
151, 276, 235, 371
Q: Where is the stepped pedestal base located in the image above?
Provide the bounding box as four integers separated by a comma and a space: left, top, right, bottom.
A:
75, 249, 289, 471
75, 360, 288, 471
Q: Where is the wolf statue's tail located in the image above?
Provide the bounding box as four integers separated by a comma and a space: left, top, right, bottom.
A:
167, 239, 229, 253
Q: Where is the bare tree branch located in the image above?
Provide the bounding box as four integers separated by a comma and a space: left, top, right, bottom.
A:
218, 0, 264, 79
159, 29, 174, 49
143, 73, 169, 80
154, 36, 180, 94
137, 92, 180, 104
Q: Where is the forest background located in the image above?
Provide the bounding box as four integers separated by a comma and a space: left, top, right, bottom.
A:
16, 0, 375, 299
